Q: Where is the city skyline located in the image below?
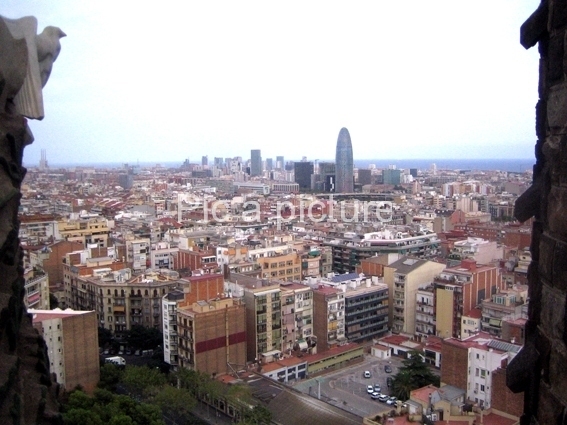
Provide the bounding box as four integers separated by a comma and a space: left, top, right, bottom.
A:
2, 2, 540, 165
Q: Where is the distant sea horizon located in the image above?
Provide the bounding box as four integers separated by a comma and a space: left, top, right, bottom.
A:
27, 158, 535, 173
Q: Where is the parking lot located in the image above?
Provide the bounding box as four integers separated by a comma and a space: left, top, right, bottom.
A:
292, 354, 416, 418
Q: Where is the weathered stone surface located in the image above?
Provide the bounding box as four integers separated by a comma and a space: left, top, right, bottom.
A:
548, 186, 567, 238
548, 35, 565, 82
547, 82, 567, 134
520, 1, 549, 49
538, 383, 565, 425
553, 0, 567, 29
538, 233, 555, 282
554, 240, 567, 292
540, 284, 565, 341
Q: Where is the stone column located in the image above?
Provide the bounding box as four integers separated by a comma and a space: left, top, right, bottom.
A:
509, 2, 567, 424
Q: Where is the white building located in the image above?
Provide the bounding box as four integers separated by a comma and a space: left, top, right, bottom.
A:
162, 289, 185, 368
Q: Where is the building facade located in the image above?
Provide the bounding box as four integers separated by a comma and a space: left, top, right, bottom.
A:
30, 308, 100, 394
250, 149, 262, 177
335, 127, 354, 193
312, 286, 346, 352
176, 298, 246, 375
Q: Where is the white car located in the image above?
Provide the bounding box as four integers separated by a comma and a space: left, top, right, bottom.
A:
363, 370, 371, 378
367, 385, 374, 394
386, 396, 398, 405
371, 392, 381, 400
378, 394, 390, 402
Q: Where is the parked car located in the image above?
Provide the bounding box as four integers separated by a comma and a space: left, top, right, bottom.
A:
384, 365, 393, 373
371, 392, 381, 400
363, 370, 371, 378
378, 394, 390, 402
367, 385, 374, 394
374, 384, 381, 392
386, 396, 397, 405
134, 350, 141, 356
386, 377, 393, 387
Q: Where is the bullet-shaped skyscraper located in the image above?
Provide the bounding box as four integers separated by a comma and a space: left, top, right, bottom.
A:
335, 127, 354, 193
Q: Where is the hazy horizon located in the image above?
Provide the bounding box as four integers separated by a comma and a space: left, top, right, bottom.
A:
2, 1, 540, 166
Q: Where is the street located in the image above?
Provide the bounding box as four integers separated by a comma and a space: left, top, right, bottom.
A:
292, 354, 438, 418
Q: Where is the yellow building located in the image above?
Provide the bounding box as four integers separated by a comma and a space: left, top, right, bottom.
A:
385, 256, 446, 334
58, 216, 110, 248
258, 251, 301, 282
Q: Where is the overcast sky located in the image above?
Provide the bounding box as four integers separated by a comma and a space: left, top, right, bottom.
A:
2, 1, 540, 166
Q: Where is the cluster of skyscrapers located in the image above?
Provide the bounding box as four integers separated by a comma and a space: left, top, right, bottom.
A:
245, 127, 355, 193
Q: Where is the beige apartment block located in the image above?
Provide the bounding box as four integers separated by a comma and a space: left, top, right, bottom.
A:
58, 216, 110, 248
30, 309, 100, 394
385, 257, 446, 335
257, 251, 301, 282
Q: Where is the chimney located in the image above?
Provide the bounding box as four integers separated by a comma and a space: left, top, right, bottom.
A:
461, 258, 476, 271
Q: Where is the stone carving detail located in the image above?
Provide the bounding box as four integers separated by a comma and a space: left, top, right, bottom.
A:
510, 2, 567, 425
1, 16, 65, 120
0, 14, 64, 425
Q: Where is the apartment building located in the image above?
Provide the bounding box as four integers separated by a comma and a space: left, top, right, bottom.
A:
23, 267, 50, 310
257, 250, 301, 282
385, 257, 446, 335
323, 227, 441, 273
58, 216, 111, 247
441, 333, 522, 411
176, 298, 246, 376
435, 260, 503, 339
243, 280, 283, 363
280, 282, 315, 353
480, 286, 528, 337
125, 238, 150, 271
415, 284, 435, 338
312, 286, 346, 352
162, 289, 185, 367
67, 259, 180, 337
448, 237, 502, 264
19, 213, 61, 245
29, 240, 85, 289
149, 241, 178, 270
314, 273, 389, 343
30, 308, 100, 393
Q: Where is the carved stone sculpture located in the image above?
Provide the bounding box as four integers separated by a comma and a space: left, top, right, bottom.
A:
0, 14, 64, 425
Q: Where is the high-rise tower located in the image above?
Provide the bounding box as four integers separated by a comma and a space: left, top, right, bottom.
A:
335, 127, 353, 193
250, 149, 262, 177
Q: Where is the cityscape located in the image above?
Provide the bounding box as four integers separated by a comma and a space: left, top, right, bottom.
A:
1, 2, 556, 425
20, 127, 533, 424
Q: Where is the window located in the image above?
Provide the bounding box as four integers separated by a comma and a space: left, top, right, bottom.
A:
480, 384, 485, 392
480, 369, 486, 379
475, 368, 479, 377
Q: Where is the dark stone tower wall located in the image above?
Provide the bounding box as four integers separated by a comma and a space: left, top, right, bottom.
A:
508, 2, 567, 424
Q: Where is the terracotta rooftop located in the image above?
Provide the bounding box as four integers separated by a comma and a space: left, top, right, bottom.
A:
466, 308, 483, 319
410, 384, 438, 404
